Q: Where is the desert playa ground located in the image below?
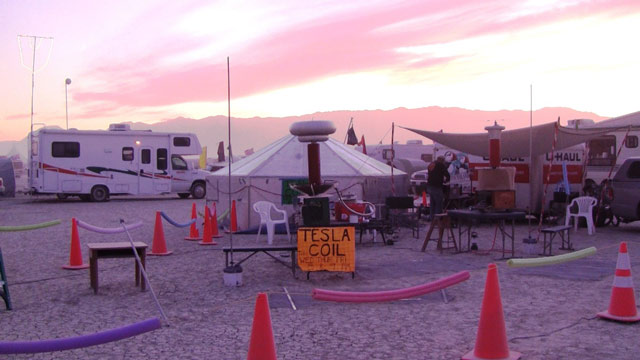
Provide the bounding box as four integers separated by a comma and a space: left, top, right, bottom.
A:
1, 195, 639, 359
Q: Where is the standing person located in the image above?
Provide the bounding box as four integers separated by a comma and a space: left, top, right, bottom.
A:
427, 155, 450, 220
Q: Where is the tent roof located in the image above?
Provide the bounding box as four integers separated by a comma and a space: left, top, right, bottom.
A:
402, 122, 620, 157
211, 134, 405, 177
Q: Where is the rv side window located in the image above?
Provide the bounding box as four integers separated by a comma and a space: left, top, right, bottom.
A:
122, 147, 134, 161
171, 155, 188, 170
587, 136, 616, 166
421, 154, 433, 162
628, 162, 640, 179
52, 142, 80, 158
382, 149, 395, 160
157, 149, 167, 170
141, 149, 151, 164
173, 137, 191, 147
625, 136, 638, 149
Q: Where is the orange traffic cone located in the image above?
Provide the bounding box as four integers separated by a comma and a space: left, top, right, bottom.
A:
247, 293, 277, 360
422, 191, 427, 207
230, 199, 238, 233
185, 202, 201, 241
150, 211, 173, 256
462, 263, 521, 360
597, 242, 640, 322
63, 218, 89, 270
210, 203, 222, 239
199, 205, 217, 245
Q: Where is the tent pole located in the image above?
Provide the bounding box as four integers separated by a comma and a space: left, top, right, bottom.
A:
227, 56, 234, 265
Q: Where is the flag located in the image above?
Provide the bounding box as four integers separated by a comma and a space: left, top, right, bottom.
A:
217, 141, 225, 162
346, 126, 358, 145
199, 146, 207, 169
358, 135, 367, 155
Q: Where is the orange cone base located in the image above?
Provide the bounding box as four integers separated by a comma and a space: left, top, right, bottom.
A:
184, 236, 201, 241
462, 349, 522, 360
597, 310, 640, 323
149, 250, 174, 256
198, 240, 218, 246
62, 263, 89, 270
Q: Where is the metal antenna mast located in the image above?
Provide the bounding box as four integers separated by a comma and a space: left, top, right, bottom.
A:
18, 34, 54, 193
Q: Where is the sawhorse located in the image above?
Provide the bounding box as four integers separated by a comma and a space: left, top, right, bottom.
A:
421, 213, 457, 253
0, 248, 12, 310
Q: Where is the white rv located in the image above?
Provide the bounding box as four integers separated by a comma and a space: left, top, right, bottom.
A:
29, 124, 209, 201
569, 118, 640, 187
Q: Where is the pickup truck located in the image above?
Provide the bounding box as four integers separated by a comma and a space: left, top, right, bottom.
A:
610, 157, 640, 223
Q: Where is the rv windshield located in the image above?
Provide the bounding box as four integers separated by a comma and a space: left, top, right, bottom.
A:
171, 155, 188, 170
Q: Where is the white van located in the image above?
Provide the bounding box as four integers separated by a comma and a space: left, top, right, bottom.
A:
29, 124, 209, 201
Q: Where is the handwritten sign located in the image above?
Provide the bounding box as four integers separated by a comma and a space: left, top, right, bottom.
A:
297, 227, 355, 272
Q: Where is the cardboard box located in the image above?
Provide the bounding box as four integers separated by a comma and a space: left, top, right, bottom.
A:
492, 190, 515, 209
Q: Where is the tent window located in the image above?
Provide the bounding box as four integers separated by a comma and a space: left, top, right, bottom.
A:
173, 137, 191, 147
625, 136, 638, 149
122, 147, 134, 161
157, 148, 167, 170
52, 142, 80, 158
587, 136, 616, 166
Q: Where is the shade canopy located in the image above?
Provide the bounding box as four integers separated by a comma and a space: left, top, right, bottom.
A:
402, 122, 619, 157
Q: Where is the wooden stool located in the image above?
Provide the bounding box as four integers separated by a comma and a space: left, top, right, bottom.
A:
421, 214, 457, 253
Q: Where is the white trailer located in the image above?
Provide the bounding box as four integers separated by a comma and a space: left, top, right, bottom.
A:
29, 124, 209, 201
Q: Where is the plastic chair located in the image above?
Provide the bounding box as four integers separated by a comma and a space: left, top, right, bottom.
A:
253, 201, 291, 244
565, 196, 597, 235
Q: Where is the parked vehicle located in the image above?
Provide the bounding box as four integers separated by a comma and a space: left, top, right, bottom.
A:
29, 124, 209, 201
609, 157, 640, 223
0, 177, 4, 195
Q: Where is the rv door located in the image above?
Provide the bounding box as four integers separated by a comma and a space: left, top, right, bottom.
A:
138, 147, 155, 194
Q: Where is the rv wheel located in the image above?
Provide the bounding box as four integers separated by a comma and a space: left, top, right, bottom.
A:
90, 185, 109, 202
191, 182, 206, 199
56, 193, 68, 200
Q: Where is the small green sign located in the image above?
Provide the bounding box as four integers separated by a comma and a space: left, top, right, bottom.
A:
281, 178, 308, 205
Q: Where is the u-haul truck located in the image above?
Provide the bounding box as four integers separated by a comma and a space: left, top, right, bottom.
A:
434, 144, 585, 210
29, 124, 209, 201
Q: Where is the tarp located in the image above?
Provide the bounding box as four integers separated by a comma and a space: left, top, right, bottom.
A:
402, 122, 619, 157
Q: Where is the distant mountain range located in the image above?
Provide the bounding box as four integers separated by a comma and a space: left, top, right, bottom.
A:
0, 106, 608, 161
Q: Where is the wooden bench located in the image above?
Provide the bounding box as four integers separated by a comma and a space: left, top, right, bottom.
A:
0, 248, 11, 310
87, 242, 148, 294
540, 225, 573, 256
223, 245, 298, 277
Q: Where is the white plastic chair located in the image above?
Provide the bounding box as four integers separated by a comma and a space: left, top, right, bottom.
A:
253, 201, 291, 244
565, 196, 597, 235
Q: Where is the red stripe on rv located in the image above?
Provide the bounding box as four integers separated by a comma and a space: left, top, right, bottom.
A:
41, 163, 109, 179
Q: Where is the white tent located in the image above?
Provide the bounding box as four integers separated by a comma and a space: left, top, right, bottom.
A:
205, 134, 408, 230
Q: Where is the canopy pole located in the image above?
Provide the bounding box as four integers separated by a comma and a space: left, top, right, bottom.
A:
529, 84, 533, 212
391, 122, 395, 196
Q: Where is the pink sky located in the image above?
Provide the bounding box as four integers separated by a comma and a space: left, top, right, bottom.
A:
1, 0, 640, 141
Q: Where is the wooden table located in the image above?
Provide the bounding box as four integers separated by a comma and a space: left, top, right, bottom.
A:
447, 209, 526, 259
88, 242, 148, 294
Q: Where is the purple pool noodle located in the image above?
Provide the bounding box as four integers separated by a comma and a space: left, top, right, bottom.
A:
0, 318, 161, 354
